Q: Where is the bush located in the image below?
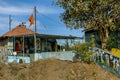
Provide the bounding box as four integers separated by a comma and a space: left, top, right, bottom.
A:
72, 42, 93, 63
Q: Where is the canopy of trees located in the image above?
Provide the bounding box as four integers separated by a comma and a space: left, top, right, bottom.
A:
56, 0, 120, 49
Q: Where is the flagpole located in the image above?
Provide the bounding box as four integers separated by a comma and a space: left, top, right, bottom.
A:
8, 15, 12, 56
34, 6, 37, 53
34, 6, 37, 32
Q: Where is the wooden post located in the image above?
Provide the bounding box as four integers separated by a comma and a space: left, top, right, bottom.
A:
23, 36, 25, 62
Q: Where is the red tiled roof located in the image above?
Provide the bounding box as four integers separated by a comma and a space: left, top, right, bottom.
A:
1, 24, 82, 39
2, 24, 35, 37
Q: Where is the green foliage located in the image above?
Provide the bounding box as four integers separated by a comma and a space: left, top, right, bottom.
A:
72, 42, 93, 63
95, 38, 101, 45
56, 0, 120, 49
106, 36, 118, 50
56, 0, 119, 30
90, 35, 96, 47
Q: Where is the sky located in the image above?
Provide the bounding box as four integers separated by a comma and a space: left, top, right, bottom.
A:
0, 0, 84, 38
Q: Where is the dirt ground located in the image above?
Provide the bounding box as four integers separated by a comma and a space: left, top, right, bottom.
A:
0, 58, 119, 80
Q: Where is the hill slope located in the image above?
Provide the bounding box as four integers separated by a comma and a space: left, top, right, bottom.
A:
0, 58, 119, 80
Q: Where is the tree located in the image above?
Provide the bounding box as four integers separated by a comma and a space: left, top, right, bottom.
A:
56, 0, 120, 49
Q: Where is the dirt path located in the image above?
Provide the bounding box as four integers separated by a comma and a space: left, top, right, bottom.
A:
0, 58, 119, 80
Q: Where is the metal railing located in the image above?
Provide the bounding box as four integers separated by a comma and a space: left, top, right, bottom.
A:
91, 47, 120, 77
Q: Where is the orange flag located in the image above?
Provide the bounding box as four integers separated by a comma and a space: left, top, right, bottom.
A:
29, 14, 34, 26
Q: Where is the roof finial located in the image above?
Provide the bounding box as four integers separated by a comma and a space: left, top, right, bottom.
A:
20, 22, 26, 27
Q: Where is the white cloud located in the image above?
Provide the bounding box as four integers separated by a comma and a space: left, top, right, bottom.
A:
38, 6, 64, 14
0, 6, 32, 15
0, 0, 32, 15
0, 4, 63, 15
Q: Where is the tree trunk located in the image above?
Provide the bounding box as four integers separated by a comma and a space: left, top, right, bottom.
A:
99, 27, 109, 49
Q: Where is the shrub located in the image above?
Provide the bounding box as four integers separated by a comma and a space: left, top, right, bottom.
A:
72, 42, 93, 63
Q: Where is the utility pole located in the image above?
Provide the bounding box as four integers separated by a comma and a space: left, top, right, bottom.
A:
9, 15, 11, 30
34, 6, 37, 53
